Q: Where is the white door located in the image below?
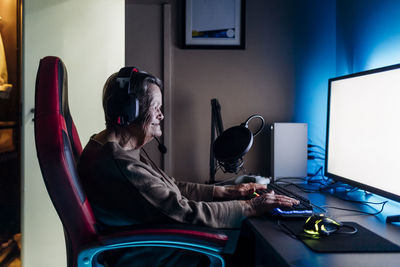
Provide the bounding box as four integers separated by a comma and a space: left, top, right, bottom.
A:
22, 1, 124, 266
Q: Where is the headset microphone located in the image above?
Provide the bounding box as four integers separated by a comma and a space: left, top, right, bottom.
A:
155, 137, 167, 154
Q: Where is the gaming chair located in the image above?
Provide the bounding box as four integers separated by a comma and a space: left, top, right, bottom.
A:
34, 56, 230, 267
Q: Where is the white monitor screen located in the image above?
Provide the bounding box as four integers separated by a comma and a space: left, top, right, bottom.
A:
326, 64, 400, 201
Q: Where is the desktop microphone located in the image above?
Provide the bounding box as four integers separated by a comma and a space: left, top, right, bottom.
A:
155, 137, 167, 154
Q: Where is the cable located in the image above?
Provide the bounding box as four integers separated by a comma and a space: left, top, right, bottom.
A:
307, 167, 322, 179
275, 175, 331, 187
307, 143, 326, 151
332, 193, 388, 205
307, 166, 328, 183
273, 175, 388, 217
277, 219, 357, 240
154, 137, 167, 154
277, 220, 298, 239
276, 180, 332, 194
321, 201, 388, 216
307, 150, 325, 156
308, 155, 325, 160
336, 224, 358, 235
311, 203, 327, 213
308, 179, 330, 186
280, 181, 322, 193
275, 180, 388, 216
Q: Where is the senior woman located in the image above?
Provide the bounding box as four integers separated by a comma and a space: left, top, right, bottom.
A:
78, 67, 298, 266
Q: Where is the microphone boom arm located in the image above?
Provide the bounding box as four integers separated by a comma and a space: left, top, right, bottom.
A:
209, 99, 224, 184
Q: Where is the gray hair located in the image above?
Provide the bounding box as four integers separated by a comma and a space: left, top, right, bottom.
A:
102, 70, 163, 135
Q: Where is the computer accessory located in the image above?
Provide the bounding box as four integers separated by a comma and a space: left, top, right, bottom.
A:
281, 220, 394, 253
303, 214, 358, 237
271, 123, 308, 179
325, 63, 400, 217
303, 214, 342, 236
213, 115, 265, 173
222, 174, 313, 217
107, 66, 140, 126
228, 174, 313, 217
261, 184, 314, 218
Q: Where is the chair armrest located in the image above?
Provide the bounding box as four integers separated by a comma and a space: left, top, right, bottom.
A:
77, 224, 232, 267
99, 224, 228, 249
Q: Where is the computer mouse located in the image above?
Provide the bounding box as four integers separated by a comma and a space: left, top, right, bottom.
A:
303, 214, 343, 236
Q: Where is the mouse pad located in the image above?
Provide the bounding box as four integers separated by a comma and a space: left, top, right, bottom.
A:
281, 221, 400, 253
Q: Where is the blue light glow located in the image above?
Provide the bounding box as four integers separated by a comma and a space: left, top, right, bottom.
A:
292, 0, 400, 215
273, 208, 313, 216
78, 240, 225, 267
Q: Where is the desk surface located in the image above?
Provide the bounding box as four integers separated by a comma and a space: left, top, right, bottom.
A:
245, 183, 400, 267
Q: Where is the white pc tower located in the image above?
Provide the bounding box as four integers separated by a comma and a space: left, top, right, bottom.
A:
271, 123, 308, 179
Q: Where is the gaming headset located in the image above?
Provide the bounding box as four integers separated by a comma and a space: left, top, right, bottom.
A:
107, 66, 141, 126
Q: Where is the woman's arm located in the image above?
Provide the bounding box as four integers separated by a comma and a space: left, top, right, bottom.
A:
213, 183, 267, 200
122, 161, 298, 228
175, 181, 215, 201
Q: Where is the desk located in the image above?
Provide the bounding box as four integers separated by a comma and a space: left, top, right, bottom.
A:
243, 184, 400, 267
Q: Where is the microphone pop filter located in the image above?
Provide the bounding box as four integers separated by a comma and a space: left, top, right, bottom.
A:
213, 126, 253, 162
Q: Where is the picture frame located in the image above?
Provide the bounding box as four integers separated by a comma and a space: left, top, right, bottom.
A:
183, 0, 245, 49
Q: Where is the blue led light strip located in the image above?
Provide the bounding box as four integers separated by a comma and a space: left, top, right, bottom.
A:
78, 240, 225, 267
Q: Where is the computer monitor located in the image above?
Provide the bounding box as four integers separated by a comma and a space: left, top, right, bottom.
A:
325, 63, 400, 203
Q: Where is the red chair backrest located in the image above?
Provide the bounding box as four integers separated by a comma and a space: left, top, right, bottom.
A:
34, 56, 98, 260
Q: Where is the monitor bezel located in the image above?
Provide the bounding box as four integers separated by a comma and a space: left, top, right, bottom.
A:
325, 62, 400, 203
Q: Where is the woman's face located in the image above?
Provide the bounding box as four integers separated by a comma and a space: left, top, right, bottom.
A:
144, 84, 164, 142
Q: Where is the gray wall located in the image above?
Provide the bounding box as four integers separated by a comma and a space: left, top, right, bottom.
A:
126, 0, 296, 183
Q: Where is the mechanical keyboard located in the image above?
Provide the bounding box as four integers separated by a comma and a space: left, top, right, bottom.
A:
260, 183, 314, 218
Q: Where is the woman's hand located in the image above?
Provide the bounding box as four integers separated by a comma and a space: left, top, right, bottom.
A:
214, 183, 267, 200
245, 191, 300, 216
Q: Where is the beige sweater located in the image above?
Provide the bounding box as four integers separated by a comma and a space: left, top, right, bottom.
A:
78, 137, 247, 230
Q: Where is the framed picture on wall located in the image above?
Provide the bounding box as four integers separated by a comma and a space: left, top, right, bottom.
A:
184, 0, 245, 49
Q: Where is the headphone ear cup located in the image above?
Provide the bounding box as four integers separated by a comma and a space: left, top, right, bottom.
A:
120, 96, 139, 124
107, 66, 141, 125
106, 89, 135, 126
